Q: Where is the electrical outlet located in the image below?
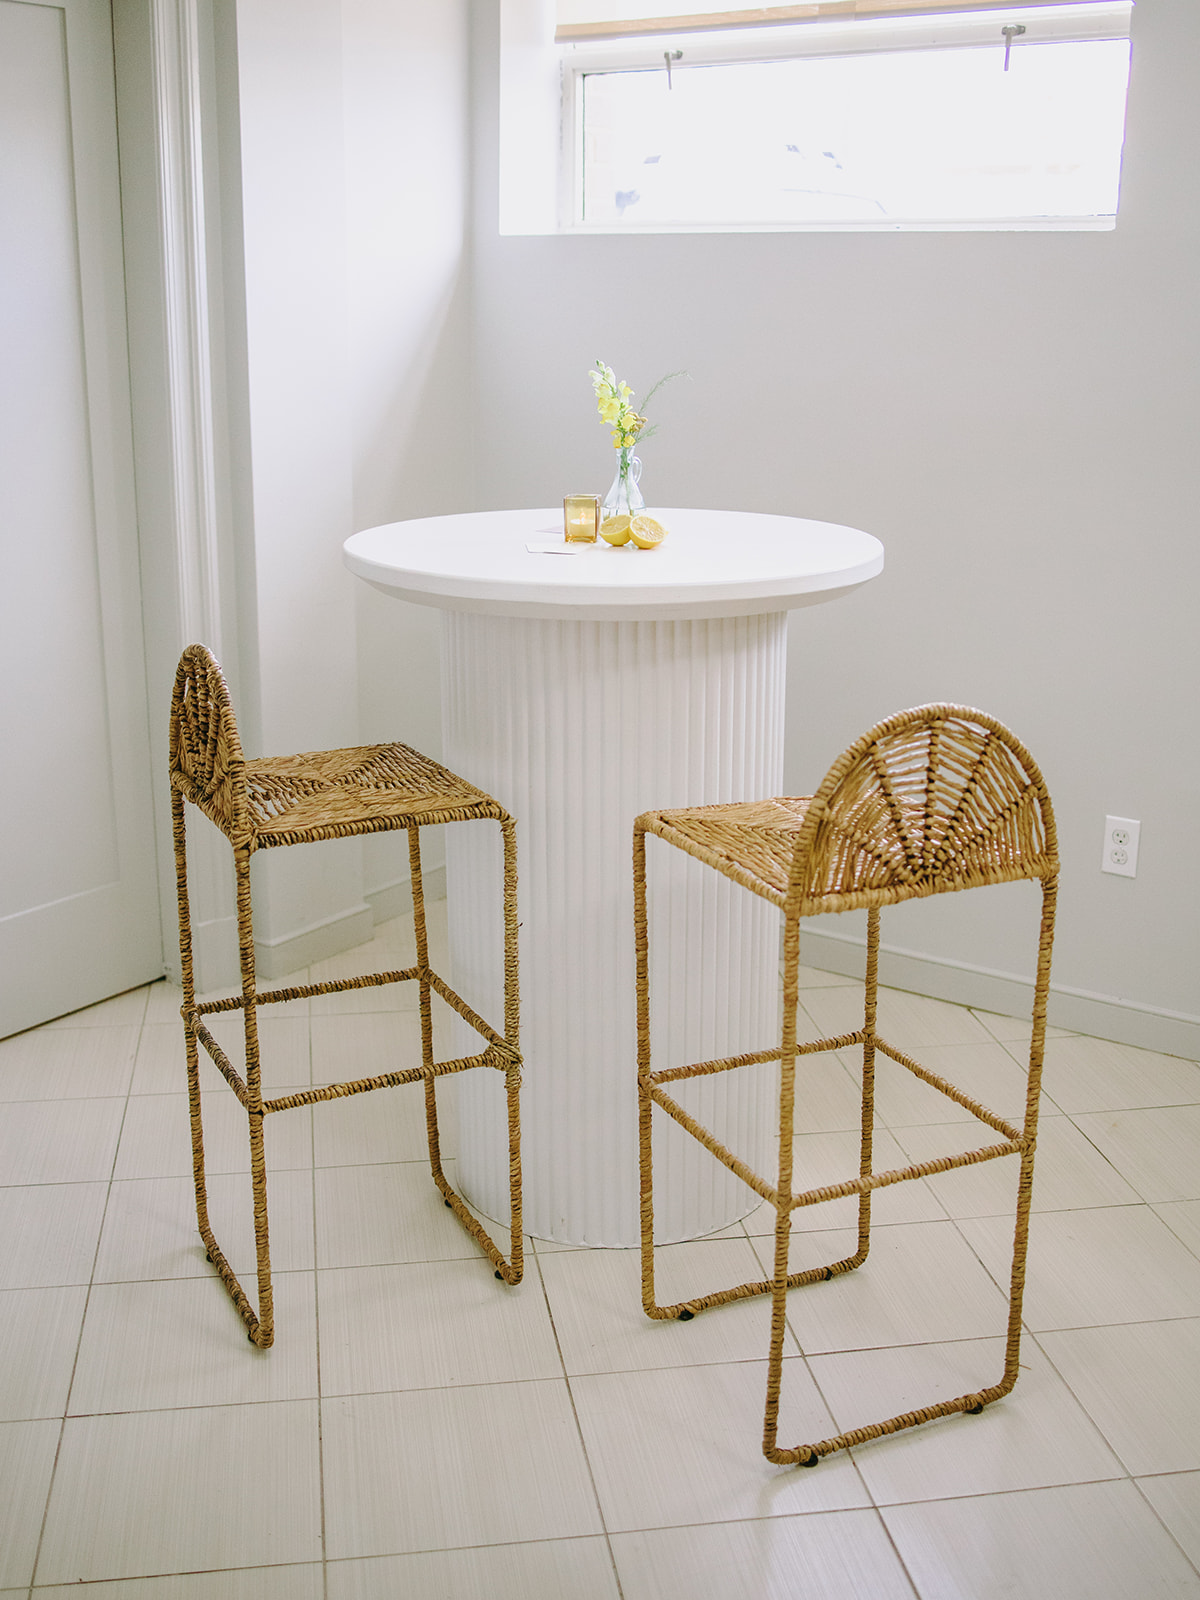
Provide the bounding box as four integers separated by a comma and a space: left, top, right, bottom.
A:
1101, 815, 1140, 878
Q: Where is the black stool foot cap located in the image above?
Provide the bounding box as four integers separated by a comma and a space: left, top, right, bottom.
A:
495, 1270, 504, 1280
799, 1452, 820, 1468
965, 1402, 984, 1414
445, 1199, 452, 1207
678, 1309, 695, 1321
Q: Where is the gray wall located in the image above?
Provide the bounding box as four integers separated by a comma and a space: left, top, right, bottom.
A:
461, 0, 1199, 1048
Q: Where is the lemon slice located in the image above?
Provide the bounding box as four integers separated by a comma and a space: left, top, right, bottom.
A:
600, 515, 633, 546
629, 514, 668, 549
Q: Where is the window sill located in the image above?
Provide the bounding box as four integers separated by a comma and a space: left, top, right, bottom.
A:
516, 216, 1118, 236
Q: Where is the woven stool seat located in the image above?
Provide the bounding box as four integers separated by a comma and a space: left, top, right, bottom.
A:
635, 705, 1058, 1466
170, 645, 522, 1348
649, 797, 812, 899
241, 743, 501, 845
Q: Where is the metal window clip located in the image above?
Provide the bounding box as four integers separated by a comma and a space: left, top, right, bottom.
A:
1002, 23, 1026, 71
664, 49, 682, 88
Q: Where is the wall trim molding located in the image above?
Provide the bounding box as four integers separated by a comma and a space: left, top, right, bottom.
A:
254, 902, 376, 981
800, 926, 1200, 1061
365, 866, 447, 926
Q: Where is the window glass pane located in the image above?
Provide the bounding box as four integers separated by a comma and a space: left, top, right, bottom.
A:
581, 38, 1131, 224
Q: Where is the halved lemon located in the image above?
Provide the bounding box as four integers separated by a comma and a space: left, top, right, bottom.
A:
600, 515, 632, 546
629, 514, 668, 549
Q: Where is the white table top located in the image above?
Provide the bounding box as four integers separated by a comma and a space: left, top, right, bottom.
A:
344, 507, 884, 621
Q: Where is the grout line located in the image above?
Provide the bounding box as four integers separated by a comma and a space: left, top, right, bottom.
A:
308, 1005, 330, 1600
1129, 1477, 1200, 1584
530, 1249, 627, 1600
20, 984, 151, 1595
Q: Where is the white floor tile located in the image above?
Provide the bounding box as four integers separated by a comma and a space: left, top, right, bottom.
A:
321, 1380, 602, 1559
810, 1336, 1123, 1503
0, 1285, 87, 1420
132, 1016, 313, 1095
784, 1051, 866, 1135
34, 1565, 324, 1600
1036, 1035, 1200, 1114
94, 1168, 315, 1284
801, 986, 993, 1049
310, 1010, 428, 1088
893, 1115, 1141, 1218
37, 1400, 322, 1584
7, 941, 1200, 1594
611, 1509, 917, 1600
0, 1180, 106, 1288
1071, 1105, 1200, 1203
1137, 1471, 1200, 1571
758, 1127, 948, 1234
971, 1009, 1073, 1047
143, 979, 185, 1027
1036, 1319, 1200, 1475
313, 1159, 503, 1268
958, 1204, 1200, 1330
540, 1237, 799, 1376
0, 1023, 139, 1100
68, 1273, 318, 1413
317, 1257, 560, 1396
570, 1360, 871, 1533
0, 1097, 125, 1185
45, 987, 149, 1029
1152, 1200, 1200, 1260
844, 1039, 1035, 1129
310, 1075, 443, 1167
766, 1219, 1008, 1356
114, 1090, 314, 1181
883, 1479, 1200, 1600
0, 1418, 61, 1588
308, 930, 422, 1017
145, 978, 312, 1028
328, 1538, 620, 1600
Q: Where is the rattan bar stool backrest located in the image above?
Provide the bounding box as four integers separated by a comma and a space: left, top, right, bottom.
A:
787, 704, 1059, 918
169, 644, 251, 845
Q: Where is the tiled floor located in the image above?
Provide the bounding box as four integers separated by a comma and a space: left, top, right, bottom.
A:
3, 909, 1200, 1598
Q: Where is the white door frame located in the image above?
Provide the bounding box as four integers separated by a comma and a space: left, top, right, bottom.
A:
116, 0, 246, 989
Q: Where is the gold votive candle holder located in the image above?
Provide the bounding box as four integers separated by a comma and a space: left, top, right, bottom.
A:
563, 494, 600, 542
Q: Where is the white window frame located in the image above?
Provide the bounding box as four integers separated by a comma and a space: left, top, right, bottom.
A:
557, 1, 1133, 232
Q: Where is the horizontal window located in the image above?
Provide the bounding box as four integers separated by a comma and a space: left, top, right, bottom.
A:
559, 2, 1133, 230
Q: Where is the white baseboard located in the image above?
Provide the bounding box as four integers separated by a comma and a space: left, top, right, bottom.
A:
799, 927, 1200, 1061
183, 874, 446, 990
253, 903, 376, 981
365, 866, 447, 924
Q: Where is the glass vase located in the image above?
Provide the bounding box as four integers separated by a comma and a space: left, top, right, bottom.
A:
602, 447, 644, 520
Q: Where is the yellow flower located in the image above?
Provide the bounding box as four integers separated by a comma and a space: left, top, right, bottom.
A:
591, 357, 686, 454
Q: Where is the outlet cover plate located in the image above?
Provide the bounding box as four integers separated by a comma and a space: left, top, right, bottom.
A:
1102, 815, 1140, 878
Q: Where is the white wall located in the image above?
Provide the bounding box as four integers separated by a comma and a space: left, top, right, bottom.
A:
185, 0, 1195, 1042
467, 0, 1200, 1050
231, 0, 370, 972
342, 0, 473, 912
214, 0, 473, 969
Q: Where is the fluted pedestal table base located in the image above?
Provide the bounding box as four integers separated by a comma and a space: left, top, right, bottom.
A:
443, 611, 787, 1247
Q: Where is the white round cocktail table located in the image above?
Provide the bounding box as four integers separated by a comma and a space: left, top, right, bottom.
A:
344, 508, 883, 1246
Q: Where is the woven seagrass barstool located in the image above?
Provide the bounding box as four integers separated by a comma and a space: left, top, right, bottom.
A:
170, 644, 522, 1348
634, 704, 1058, 1465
